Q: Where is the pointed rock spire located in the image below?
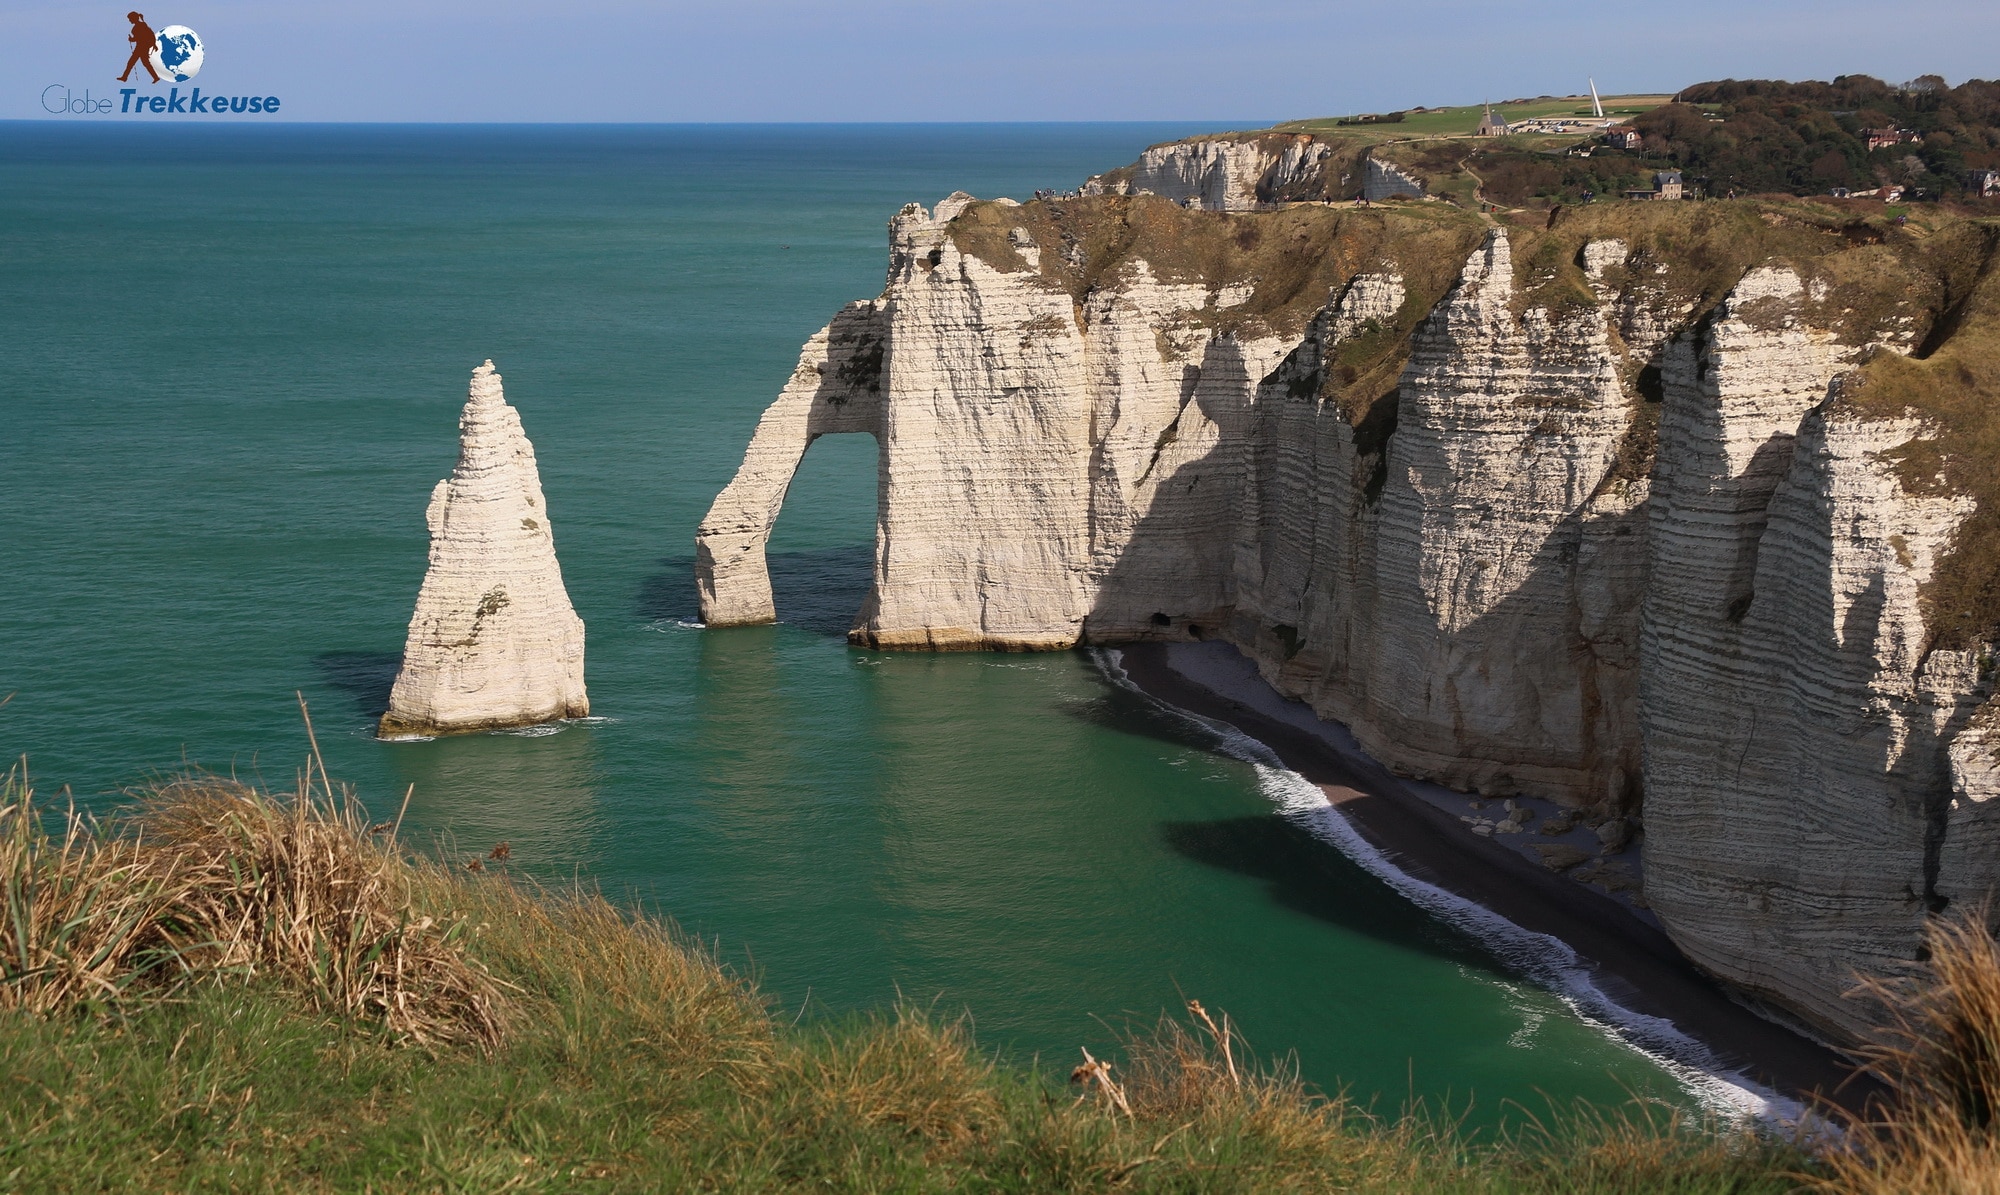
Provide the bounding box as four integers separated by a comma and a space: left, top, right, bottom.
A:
379, 361, 588, 737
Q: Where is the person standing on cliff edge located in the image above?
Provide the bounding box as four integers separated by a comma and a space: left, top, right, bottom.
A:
119, 12, 161, 84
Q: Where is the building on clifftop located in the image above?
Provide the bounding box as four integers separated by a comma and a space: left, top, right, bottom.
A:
1624, 170, 1686, 201
1474, 104, 1508, 136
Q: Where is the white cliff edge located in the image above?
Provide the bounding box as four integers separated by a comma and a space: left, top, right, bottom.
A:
1085, 134, 1333, 210
380, 361, 588, 738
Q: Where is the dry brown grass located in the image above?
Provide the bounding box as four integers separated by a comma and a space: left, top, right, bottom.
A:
1059, 1000, 1453, 1190
948, 194, 1482, 345
1813, 908, 2000, 1194
0, 759, 506, 1049
0, 763, 185, 1014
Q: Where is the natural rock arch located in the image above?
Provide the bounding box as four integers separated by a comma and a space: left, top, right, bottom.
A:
696, 301, 886, 627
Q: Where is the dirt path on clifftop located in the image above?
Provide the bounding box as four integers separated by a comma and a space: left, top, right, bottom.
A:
1114, 642, 1878, 1117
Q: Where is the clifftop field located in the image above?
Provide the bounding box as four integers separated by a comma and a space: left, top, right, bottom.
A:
1277, 95, 1673, 140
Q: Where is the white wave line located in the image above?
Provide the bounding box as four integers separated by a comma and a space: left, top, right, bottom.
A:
1091, 647, 1804, 1126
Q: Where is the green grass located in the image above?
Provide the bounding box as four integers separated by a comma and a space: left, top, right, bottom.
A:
0, 767, 1824, 1192
1277, 96, 1675, 144
0, 980, 1821, 1193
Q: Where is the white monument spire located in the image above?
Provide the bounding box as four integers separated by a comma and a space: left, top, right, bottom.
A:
1589, 78, 1604, 119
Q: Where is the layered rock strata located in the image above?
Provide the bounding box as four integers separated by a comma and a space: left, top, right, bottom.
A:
1362, 157, 1426, 202
381, 362, 588, 737
1086, 133, 1333, 210
698, 193, 1999, 1040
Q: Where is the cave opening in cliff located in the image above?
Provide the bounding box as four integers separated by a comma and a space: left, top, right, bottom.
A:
763, 432, 879, 637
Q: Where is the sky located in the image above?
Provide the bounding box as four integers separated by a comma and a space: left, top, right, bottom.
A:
8, 0, 1999, 123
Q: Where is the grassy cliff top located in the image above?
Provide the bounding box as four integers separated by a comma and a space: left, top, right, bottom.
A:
950, 192, 1971, 387
1275, 95, 1674, 143
0, 767, 1835, 1192
1121, 95, 1674, 151
949, 194, 1482, 338
949, 190, 1996, 358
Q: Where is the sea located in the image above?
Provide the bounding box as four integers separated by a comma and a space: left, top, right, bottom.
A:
1, 121, 1720, 1127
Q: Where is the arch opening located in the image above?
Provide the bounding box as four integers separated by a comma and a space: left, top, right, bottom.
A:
766, 433, 880, 636
695, 300, 887, 631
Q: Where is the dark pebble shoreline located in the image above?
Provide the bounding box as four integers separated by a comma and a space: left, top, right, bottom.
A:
1112, 639, 1879, 1118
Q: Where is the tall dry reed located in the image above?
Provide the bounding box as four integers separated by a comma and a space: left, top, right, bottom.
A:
1816, 906, 2000, 1194
0, 762, 187, 1013
0, 758, 505, 1050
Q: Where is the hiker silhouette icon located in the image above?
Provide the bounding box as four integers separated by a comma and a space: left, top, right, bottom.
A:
119, 12, 160, 83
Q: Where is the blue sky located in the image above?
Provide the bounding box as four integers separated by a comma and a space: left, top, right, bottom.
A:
9, 0, 1999, 123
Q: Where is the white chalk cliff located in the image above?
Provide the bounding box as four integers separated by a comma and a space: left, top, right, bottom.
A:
381, 361, 588, 737
697, 188, 2000, 1042
1086, 133, 1334, 210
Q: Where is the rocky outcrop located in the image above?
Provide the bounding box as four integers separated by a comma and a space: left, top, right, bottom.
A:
698, 192, 1999, 1040
381, 362, 588, 737
1086, 134, 1333, 210
860, 202, 1106, 648
1363, 158, 1425, 202
1267, 230, 1647, 805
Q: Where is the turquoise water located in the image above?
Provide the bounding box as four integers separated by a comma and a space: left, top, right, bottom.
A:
1, 122, 1691, 1123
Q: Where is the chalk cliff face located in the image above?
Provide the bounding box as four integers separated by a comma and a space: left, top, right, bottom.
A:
698, 192, 2000, 1040
1086, 134, 1334, 210
381, 362, 588, 738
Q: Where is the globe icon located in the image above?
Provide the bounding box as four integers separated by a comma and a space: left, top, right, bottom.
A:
149, 25, 203, 82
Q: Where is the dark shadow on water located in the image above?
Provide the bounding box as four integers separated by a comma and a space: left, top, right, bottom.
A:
1063, 657, 1501, 970
1160, 814, 1504, 974
1058, 680, 1234, 755
636, 556, 698, 622
637, 546, 874, 638
312, 650, 402, 718
1066, 679, 1501, 971
770, 545, 874, 637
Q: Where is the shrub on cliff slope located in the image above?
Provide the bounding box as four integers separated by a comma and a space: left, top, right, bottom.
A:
1843, 218, 2000, 650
